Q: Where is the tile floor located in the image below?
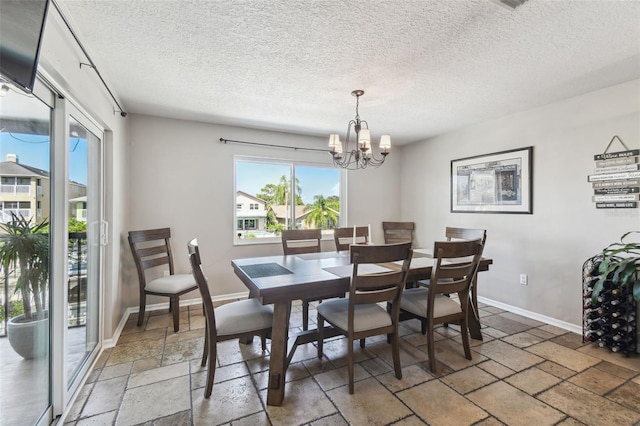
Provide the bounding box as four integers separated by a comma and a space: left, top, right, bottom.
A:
63, 301, 640, 426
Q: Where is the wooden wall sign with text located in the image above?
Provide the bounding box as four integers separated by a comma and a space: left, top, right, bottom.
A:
587, 136, 639, 209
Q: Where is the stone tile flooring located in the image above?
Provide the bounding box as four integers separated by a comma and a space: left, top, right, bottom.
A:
64, 301, 640, 425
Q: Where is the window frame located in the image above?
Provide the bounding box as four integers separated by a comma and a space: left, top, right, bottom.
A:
233, 155, 345, 246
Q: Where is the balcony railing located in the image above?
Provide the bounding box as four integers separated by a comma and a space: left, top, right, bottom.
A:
0, 232, 87, 336
0, 209, 32, 223
0, 184, 30, 195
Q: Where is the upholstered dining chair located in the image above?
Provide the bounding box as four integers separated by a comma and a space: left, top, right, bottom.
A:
397, 239, 483, 373
382, 221, 415, 245
317, 242, 412, 394
333, 226, 369, 252
128, 228, 198, 332
281, 229, 323, 330
188, 238, 273, 398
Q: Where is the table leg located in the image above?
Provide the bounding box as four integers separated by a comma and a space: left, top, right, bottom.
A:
266, 301, 291, 406
467, 275, 483, 340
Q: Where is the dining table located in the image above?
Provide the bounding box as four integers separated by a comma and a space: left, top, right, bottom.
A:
231, 248, 492, 406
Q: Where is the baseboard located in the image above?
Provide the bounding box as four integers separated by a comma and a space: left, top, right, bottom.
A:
103, 291, 251, 348
477, 296, 582, 335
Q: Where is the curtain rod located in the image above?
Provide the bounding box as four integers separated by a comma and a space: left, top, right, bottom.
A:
51, 0, 127, 117
219, 138, 327, 153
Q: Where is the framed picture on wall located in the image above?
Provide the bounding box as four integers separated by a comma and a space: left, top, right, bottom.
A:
451, 147, 533, 214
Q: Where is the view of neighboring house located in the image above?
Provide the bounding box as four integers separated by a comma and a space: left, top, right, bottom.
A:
0, 154, 86, 224
236, 190, 341, 236
69, 195, 88, 222
268, 204, 309, 229
268, 204, 339, 229
236, 190, 268, 235
0, 154, 50, 224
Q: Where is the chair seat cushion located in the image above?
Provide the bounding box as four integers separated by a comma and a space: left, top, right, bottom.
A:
317, 298, 391, 332
146, 273, 197, 294
216, 299, 273, 336
416, 277, 453, 287
400, 288, 462, 318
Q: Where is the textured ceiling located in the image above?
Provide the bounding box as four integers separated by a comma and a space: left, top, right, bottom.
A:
56, 0, 640, 145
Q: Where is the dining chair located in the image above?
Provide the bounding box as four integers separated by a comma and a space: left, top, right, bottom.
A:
281, 229, 322, 255
397, 239, 483, 373
128, 227, 198, 332
443, 227, 487, 328
188, 238, 273, 398
317, 242, 413, 394
416, 227, 487, 300
382, 221, 415, 245
281, 228, 323, 330
333, 226, 369, 252
445, 226, 487, 246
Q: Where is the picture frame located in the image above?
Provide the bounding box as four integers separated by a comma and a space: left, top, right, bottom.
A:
451, 147, 533, 214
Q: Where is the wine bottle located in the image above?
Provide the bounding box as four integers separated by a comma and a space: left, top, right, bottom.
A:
610, 308, 627, 318
594, 325, 612, 337
588, 318, 607, 329
597, 336, 614, 348
612, 331, 633, 343
611, 342, 630, 353
586, 308, 607, 319
611, 324, 634, 334
611, 318, 634, 329
584, 331, 598, 342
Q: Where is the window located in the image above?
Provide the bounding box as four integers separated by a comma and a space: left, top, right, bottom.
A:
234, 157, 342, 243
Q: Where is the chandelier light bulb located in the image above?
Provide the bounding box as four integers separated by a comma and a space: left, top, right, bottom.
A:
379, 135, 391, 154
358, 129, 371, 151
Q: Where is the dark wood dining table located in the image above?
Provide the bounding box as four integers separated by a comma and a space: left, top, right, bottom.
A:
231, 249, 492, 406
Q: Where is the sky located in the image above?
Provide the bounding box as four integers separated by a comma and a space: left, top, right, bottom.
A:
0, 132, 88, 184
236, 161, 340, 205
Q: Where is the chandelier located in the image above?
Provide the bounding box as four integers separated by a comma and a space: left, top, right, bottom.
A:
328, 90, 390, 170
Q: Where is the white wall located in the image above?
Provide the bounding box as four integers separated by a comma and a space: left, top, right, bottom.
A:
126, 115, 402, 306
37, 6, 130, 339
400, 79, 640, 327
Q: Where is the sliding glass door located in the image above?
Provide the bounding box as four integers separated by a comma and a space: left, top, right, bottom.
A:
0, 82, 53, 425
0, 82, 104, 425
65, 109, 101, 390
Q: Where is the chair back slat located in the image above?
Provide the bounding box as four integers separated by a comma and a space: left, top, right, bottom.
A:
429, 239, 483, 296
128, 228, 177, 288
349, 243, 412, 307
333, 226, 369, 252
281, 229, 322, 255
129, 227, 171, 243
382, 221, 415, 245
445, 227, 487, 247
140, 255, 171, 270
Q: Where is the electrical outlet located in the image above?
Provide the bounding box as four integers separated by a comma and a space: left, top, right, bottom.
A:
163, 270, 170, 277
519, 274, 528, 285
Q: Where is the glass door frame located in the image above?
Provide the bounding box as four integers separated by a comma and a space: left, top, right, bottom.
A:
50, 94, 105, 417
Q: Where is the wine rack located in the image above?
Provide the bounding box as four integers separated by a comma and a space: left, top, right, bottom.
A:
582, 255, 637, 356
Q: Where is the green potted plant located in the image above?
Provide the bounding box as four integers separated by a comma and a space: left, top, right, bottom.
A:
0, 213, 50, 359
592, 231, 640, 303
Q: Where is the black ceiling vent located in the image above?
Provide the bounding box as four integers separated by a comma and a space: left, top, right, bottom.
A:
490, 0, 529, 10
